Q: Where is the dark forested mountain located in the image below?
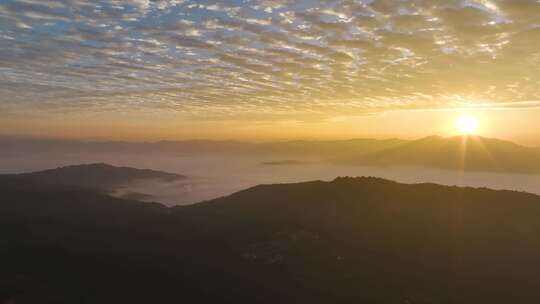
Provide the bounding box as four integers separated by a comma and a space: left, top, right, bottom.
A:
3, 175, 540, 303
0, 163, 185, 192
346, 135, 540, 174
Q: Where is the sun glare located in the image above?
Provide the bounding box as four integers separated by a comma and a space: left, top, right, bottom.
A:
455, 115, 480, 135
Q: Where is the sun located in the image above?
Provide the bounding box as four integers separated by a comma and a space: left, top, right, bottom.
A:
455, 115, 480, 135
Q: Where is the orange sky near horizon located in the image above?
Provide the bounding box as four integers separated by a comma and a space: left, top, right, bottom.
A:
3, 107, 540, 147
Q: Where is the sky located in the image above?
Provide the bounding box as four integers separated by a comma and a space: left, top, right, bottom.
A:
1, 0, 540, 144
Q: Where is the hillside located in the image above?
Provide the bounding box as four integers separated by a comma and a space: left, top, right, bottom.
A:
3, 176, 540, 302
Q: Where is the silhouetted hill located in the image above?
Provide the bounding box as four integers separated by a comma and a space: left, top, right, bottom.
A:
346, 135, 540, 173
0, 163, 186, 192
3, 176, 540, 303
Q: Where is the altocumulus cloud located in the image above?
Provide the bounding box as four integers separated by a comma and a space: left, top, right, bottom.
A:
1, 0, 540, 119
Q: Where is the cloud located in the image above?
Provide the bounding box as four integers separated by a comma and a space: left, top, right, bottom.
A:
1, 0, 540, 119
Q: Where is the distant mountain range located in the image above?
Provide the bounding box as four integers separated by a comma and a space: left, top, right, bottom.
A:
0, 136, 406, 157
3, 170, 540, 303
0, 163, 185, 192
2, 135, 539, 174
344, 135, 540, 174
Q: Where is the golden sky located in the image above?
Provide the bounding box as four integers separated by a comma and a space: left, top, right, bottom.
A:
1, 0, 540, 144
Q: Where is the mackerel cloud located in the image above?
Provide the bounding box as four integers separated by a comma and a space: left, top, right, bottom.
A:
1, 0, 540, 118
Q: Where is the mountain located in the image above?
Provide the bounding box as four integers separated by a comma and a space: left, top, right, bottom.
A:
345, 135, 540, 174
3, 175, 540, 303
0, 163, 186, 192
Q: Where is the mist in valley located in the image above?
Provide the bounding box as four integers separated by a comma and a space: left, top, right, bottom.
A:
2, 150, 539, 206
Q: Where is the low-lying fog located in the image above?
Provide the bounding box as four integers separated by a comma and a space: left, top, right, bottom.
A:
2, 152, 539, 206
